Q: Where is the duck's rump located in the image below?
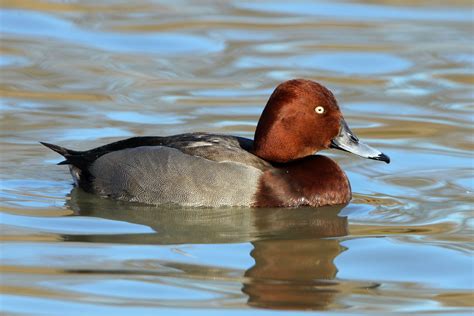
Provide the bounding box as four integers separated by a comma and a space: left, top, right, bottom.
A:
42, 133, 269, 207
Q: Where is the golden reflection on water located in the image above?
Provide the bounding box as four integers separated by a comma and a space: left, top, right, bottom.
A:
1, 0, 473, 314
0, 87, 111, 102
435, 292, 474, 308
1, 0, 154, 13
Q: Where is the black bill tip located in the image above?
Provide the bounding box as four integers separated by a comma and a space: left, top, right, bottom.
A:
372, 153, 390, 164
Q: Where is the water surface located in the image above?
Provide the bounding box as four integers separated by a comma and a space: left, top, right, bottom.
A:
1, 0, 473, 314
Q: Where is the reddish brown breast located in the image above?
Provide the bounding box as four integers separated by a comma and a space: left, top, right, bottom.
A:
252, 155, 351, 207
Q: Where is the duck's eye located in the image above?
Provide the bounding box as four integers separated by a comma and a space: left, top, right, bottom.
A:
315, 106, 325, 114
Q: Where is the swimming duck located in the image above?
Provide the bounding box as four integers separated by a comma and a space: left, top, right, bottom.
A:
42, 79, 389, 207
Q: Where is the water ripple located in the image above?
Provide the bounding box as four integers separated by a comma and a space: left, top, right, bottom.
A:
1, 9, 225, 55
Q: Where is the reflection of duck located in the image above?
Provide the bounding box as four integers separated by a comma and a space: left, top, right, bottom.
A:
66, 188, 347, 244
66, 189, 353, 310
42, 79, 389, 208
244, 238, 345, 310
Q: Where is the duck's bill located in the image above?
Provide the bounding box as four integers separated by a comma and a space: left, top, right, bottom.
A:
330, 119, 390, 164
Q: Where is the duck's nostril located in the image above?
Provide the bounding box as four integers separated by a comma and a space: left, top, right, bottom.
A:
349, 133, 359, 143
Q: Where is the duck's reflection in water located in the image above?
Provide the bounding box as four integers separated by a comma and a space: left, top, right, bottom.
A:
244, 236, 345, 310
65, 189, 357, 310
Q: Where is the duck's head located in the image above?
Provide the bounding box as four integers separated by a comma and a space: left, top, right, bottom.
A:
253, 79, 390, 164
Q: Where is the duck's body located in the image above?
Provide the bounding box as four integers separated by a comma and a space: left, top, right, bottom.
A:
42, 133, 351, 207
42, 79, 389, 208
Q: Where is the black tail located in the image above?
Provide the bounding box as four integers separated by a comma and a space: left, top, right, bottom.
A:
40, 142, 80, 165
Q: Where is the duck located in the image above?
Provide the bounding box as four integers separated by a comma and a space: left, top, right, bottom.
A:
41, 79, 389, 208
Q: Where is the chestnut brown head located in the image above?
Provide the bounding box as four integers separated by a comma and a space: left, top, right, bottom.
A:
253, 79, 390, 164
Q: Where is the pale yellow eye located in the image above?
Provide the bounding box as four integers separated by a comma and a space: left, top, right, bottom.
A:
315, 106, 325, 114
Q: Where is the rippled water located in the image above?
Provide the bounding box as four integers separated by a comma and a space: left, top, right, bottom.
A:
1, 0, 473, 314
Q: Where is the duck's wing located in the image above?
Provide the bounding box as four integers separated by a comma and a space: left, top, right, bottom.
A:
41, 133, 269, 171
89, 145, 263, 206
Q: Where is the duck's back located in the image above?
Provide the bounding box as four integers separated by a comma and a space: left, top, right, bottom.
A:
45, 133, 270, 207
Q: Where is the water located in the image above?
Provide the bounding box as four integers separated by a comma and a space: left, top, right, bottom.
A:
1, 0, 473, 314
